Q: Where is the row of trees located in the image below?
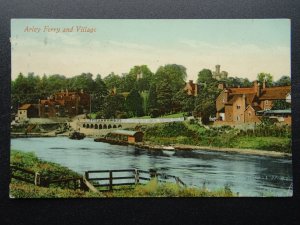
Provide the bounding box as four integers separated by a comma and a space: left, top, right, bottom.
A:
11, 65, 291, 122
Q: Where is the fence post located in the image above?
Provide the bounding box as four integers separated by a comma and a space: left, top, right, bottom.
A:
109, 171, 113, 191
149, 169, 157, 179
34, 172, 41, 186
135, 169, 140, 185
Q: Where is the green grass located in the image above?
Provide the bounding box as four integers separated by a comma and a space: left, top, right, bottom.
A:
143, 122, 291, 153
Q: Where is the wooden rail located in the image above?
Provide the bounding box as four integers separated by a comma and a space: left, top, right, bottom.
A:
11, 165, 186, 193
10, 165, 84, 190
84, 168, 186, 192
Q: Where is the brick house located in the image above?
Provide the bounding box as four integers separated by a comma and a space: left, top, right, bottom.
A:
16, 104, 39, 121
184, 80, 199, 96
39, 90, 90, 118
215, 81, 291, 124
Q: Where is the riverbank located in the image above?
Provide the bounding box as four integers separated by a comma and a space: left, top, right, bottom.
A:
142, 122, 292, 155
133, 142, 291, 158
10, 150, 236, 198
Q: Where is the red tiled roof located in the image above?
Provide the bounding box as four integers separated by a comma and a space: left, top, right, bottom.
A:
18, 104, 32, 110
259, 86, 291, 100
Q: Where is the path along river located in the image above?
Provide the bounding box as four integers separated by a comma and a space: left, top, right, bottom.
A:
11, 137, 293, 196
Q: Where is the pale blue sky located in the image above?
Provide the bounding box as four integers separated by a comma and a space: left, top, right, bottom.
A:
11, 19, 290, 81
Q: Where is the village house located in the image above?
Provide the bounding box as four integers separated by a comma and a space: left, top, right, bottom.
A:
215, 80, 291, 125
15, 104, 39, 121
39, 90, 91, 118
184, 80, 200, 96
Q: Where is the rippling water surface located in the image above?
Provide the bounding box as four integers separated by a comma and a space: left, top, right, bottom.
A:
11, 137, 293, 196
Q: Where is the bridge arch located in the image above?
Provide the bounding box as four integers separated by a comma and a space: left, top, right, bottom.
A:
99, 124, 102, 129
113, 124, 117, 128
83, 124, 86, 128
103, 124, 107, 129
118, 124, 122, 128
95, 124, 98, 129
91, 124, 94, 128
108, 124, 112, 129
86, 124, 90, 128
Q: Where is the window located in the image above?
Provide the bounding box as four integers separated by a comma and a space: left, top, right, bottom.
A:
237, 105, 241, 109
265, 100, 269, 105
237, 115, 240, 121
248, 112, 252, 116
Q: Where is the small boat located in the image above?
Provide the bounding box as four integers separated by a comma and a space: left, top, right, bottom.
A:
69, 131, 86, 140
94, 137, 128, 146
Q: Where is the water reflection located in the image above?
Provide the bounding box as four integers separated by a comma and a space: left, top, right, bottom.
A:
11, 137, 292, 196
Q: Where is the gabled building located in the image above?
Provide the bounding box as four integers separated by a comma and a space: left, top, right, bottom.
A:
184, 80, 200, 96
215, 81, 291, 124
39, 90, 90, 118
16, 104, 39, 121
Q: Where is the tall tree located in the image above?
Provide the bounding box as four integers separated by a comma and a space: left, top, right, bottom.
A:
92, 74, 108, 112
156, 77, 173, 115
103, 72, 122, 92
69, 73, 95, 93
197, 69, 213, 83
154, 64, 186, 93
125, 88, 144, 117
275, 76, 291, 86
257, 72, 273, 87
147, 84, 158, 115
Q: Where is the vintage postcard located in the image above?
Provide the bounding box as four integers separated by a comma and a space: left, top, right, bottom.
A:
10, 19, 292, 198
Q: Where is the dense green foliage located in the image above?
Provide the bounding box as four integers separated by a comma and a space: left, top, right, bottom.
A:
144, 122, 291, 153
12, 66, 290, 120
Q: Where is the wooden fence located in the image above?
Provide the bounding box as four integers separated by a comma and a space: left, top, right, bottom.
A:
84, 169, 186, 191
11, 165, 186, 193
10, 165, 83, 190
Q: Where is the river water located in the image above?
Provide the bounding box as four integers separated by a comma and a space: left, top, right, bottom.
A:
11, 137, 293, 197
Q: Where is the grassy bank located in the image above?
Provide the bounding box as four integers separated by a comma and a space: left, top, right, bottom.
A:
10, 150, 236, 198
143, 122, 291, 153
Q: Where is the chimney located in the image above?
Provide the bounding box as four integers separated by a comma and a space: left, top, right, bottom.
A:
253, 80, 260, 97
194, 83, 198, 96
224, 89, 229, 103
216, 65, 220, 74
262, 79, 266, 89
218, 83, 225, 90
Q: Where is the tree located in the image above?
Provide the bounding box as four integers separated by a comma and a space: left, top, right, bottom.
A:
257, 72, 273, 87
272, 100, 291, 110
69, 73, 95, 93
275, 76, 291, 86
103, 72, 122, 92
147, 84, 158, 115
154, 64, 187, 93
172, 90, 195, 113
125, 88, 144, 117
197, 69, 213, 83
101, 94, 126, 118
194, 80, 220, 124
156, 77, 173, 115
92, 74, 108, 112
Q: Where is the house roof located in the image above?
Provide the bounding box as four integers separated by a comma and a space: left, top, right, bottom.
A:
259, 86, 291, 100
110, 130, 143, 136
228, 88, 256, 95
18, 104, 32, 110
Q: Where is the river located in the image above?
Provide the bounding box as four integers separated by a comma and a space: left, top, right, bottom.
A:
11, 137, 293, 197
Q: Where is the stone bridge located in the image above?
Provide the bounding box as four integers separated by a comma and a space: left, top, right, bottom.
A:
76, 118, 185, 136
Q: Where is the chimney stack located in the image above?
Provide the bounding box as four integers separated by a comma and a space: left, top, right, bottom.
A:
253, 80, 260, 97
